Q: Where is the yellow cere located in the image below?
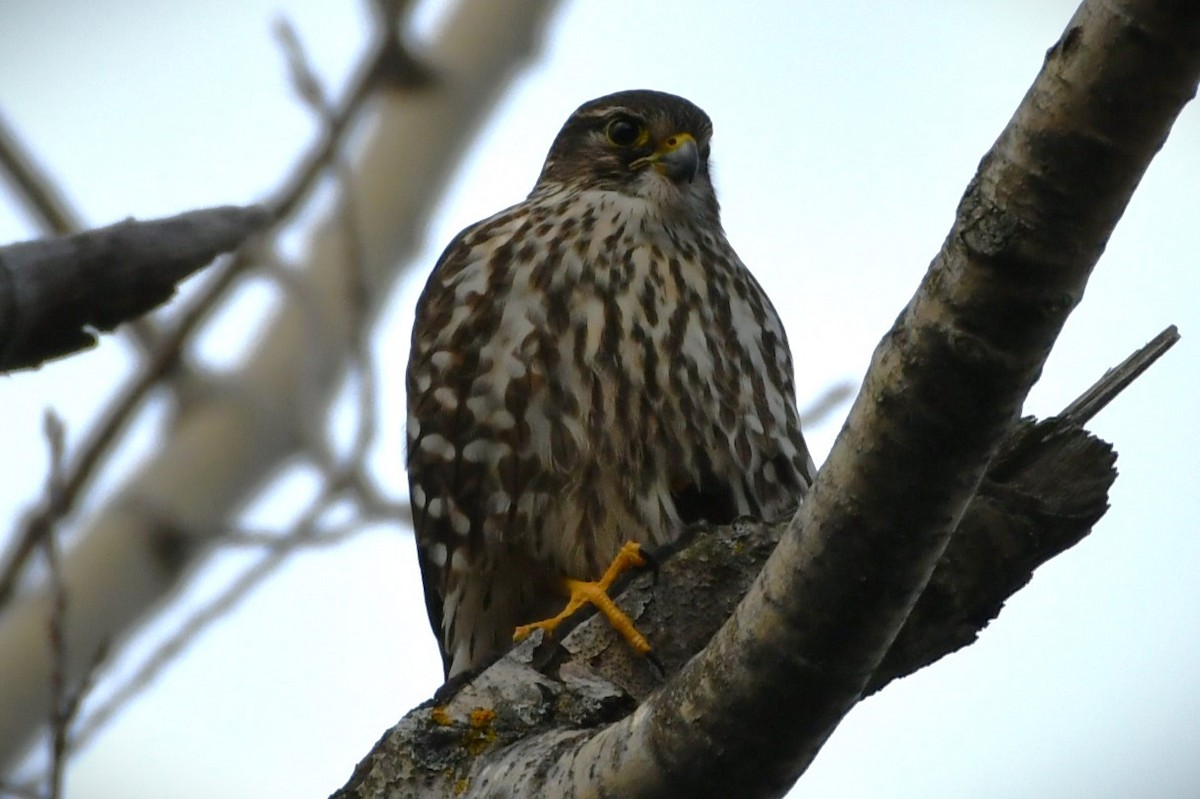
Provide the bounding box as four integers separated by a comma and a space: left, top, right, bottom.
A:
660, 131, 696, 153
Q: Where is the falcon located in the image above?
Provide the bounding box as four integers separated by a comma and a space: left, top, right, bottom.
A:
407, 89, 815, 679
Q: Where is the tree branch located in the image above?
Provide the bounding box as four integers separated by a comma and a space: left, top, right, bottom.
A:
0, 112, 81, 236
0, 108, 164, 353
0, 206, 268, 373
333, 334, 1145, 796
590, 3, 1199, 794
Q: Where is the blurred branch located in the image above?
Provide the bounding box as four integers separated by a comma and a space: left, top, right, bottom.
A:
69, 476, 392, 754
0, 0, 563, 772
0, 781, 40, 799
275, 14, 382, 475
66, 27, 413, 752
799, 380, 854, 429
1, 416, 107, 799
266, 0, 431, 224
0, 206, 269, 609
0, 206, 269, 374
0, 113, 81, 236
41, 415, 67, 799
0, 110, 163, 352
0, 6, 413, 612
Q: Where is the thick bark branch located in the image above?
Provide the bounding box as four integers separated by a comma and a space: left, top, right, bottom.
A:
333, 331, 1182, 797
333, 379, 1124, 798
0, 206, 268, 372
336, 0, 1199, 795
589, 3, 1199, 795
872, 325, 1178, 692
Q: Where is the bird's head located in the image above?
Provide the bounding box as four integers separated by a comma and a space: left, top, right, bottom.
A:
533, 90, 719, 220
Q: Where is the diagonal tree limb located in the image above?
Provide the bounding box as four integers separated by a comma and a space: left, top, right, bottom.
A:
334, 0, 1200, 795
333, 329, 1153, 798
587, 3, 1200, 794
0, 206, 269, 373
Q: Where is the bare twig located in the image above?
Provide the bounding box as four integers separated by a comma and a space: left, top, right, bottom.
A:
276, 13, 379, 460
1060, 324, 1180, 426
333, 126, 382, 490
0, 112, 81, 236
40, 413, 68, 799
265, 8, 430, 223
799, 380, 855, 429
23, 412, 108, 796
220, 521, 369, 550
68, 477, 390, 753
275, 18, 333, 115
275, 15, 386, 509
349, 468, 410, 524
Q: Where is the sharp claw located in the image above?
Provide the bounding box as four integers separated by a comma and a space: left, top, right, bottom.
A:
645, 651, 665, 678
513, 540, 659, 664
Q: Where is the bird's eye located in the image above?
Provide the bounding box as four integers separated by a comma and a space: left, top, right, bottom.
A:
605, 117, 643, 147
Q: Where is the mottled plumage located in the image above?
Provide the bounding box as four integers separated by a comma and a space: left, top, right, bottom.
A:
407, 90, 814, 678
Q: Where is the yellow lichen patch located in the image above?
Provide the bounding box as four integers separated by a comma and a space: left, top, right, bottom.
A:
430, 706, 452, 726
453, 777, 470, 795
461, 707, 497, 755
469, 707, 496, 728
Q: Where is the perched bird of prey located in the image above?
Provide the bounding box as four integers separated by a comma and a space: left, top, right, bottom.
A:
407, 89, 815, 679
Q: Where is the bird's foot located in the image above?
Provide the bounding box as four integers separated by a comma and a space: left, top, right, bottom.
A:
512, 541, 653, 656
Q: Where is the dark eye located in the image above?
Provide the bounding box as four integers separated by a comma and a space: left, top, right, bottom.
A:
606, 117, 643, 147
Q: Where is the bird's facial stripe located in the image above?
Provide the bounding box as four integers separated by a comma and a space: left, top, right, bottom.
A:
576, 104, 637, 122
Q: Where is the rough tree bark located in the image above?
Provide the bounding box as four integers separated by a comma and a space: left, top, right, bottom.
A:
335, 1, 1200, 796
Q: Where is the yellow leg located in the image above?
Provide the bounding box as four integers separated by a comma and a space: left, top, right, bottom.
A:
513, 541, 652, 655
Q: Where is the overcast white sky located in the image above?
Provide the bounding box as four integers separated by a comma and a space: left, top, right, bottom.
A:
1, 1, 1198, 797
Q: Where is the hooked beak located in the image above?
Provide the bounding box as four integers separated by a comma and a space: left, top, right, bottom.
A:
632, 132, 700, 183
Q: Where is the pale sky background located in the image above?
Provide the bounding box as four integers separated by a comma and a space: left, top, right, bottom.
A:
1, 1, 1198, 797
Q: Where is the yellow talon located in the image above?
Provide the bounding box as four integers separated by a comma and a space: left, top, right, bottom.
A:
512, 541, 652, 655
